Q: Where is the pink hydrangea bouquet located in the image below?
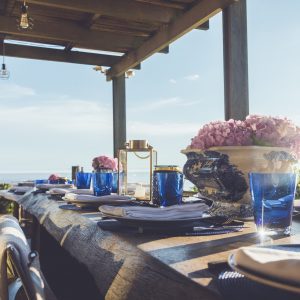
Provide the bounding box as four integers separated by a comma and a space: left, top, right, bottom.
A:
92, 155, 119, 172
188, 115, 300, 158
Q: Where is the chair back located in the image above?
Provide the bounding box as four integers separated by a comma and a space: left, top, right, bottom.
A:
0, 215, 56, 300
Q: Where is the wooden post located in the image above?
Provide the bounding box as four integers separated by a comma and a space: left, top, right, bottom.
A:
112, 74, 126, 158
223, 0, 249, 120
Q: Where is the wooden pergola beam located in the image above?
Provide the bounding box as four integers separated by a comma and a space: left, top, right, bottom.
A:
106, 0, 236, 80
0, 43, 121, 66
223, 0, 249, 120
22, 0, 178, 24
0, 0, 8, 15
0, 16, 144, 52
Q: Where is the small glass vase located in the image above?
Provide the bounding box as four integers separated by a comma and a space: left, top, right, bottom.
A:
93, 169, 113, 196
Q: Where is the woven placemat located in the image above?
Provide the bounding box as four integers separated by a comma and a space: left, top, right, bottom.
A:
217, 270, 299, 300
97, 219, 242, 236
59, 204, 97, 212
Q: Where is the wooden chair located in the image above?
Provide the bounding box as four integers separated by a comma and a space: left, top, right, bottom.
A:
0, 215, 56, 300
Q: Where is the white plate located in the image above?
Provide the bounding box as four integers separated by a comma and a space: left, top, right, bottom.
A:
228, 248, 300, 294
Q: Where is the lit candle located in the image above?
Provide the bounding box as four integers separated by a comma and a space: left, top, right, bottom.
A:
134, 184, 146, 199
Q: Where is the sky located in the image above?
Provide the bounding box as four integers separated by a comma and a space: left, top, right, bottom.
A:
0, 0, 300, 174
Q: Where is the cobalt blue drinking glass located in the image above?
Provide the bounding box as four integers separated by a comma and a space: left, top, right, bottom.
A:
35, 179, 48, 185
249, 173, 296, 235
93, 172, 113, 196
76, 172, 92, 189
152, 166, 183, 207
111, 172, 118, 193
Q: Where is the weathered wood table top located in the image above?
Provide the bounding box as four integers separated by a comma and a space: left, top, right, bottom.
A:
1, 190, 300, 300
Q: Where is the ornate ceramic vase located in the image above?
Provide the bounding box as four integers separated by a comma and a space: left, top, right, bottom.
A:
182, 146, 297, 218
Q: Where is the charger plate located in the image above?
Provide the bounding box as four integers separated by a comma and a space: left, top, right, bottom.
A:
228, 244, 300, 294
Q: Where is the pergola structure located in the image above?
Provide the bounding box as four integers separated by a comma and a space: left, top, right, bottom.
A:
0, 0, 248, 157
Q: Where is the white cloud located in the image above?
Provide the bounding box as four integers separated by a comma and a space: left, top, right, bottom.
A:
0, 83, 36, 99
169, 79, 177, 84
128, 121, 199, 136
0, 98, 112, 134
184, 74, 200, 81
129, 97, 202, 112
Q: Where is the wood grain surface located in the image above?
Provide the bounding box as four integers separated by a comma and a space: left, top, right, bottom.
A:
1, 191, 299, 300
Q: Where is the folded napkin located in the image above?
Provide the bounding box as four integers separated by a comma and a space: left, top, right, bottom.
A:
99, 203, 210, 220
36, 183, 74, 189
9, 186, 33, 194
17, 181, 35, 187
232, 246, 300, 285
0, 191, 19, 201
48, 188, 93, 195
64, 193, 132, 202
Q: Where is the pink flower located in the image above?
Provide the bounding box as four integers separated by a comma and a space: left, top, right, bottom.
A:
245, 115, 300, 158
92, 155, 119, 171
188, 115, 300, 158
48, 174, 60, 180
189, 119, 252, 150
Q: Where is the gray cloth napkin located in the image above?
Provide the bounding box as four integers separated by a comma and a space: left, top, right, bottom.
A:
8, 186, 33, 194
48, 188, 93, 195
0, 191, 20, 201
36, 183, 74, 189
232, 246, 300, 285
99, 203, 209, 220
64, 193, 132, 202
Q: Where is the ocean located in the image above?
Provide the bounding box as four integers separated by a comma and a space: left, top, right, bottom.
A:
0, 171, 194, 189
0, 172, 71, 184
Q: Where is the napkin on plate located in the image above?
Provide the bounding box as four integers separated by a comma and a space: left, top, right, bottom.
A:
9, 186, 33, 194
36, 183, 74, 190
99, 203, 210, 220
232, 246, 300, 285
48, 188, 93, 195
64, 193, 132, 202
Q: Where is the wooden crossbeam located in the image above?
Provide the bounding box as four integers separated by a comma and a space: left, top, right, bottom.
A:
22, 0, 178, 24
0, 43, 121, 66
0, 16, 145, 53
197, 20, 209, 30
85, 14, 102, 29
106, 0, 236, 80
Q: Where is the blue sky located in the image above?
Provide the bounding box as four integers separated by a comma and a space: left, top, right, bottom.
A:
0, 0, 300, 173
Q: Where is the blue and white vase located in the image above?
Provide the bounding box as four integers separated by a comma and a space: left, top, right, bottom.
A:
182, 146, 297, 218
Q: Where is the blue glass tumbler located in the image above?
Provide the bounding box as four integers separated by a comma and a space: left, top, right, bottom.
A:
249, 172, 296, 235
112, 172, 118, 193
76, 172, 92, 189
152, 166, 183, 207
93, 172, 113, 196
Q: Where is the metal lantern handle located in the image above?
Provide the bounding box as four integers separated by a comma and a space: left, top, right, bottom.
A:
133, 152, 150, 159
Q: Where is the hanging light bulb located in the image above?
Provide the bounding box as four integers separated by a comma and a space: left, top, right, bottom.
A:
0, 43, 10, 80
125, 70, 135, 79
18, 1, 33, 30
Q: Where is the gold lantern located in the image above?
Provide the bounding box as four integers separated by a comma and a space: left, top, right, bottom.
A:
118, 140, 157, 201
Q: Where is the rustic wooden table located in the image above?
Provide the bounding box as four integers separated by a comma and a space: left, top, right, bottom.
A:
1, 191, 300, 300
